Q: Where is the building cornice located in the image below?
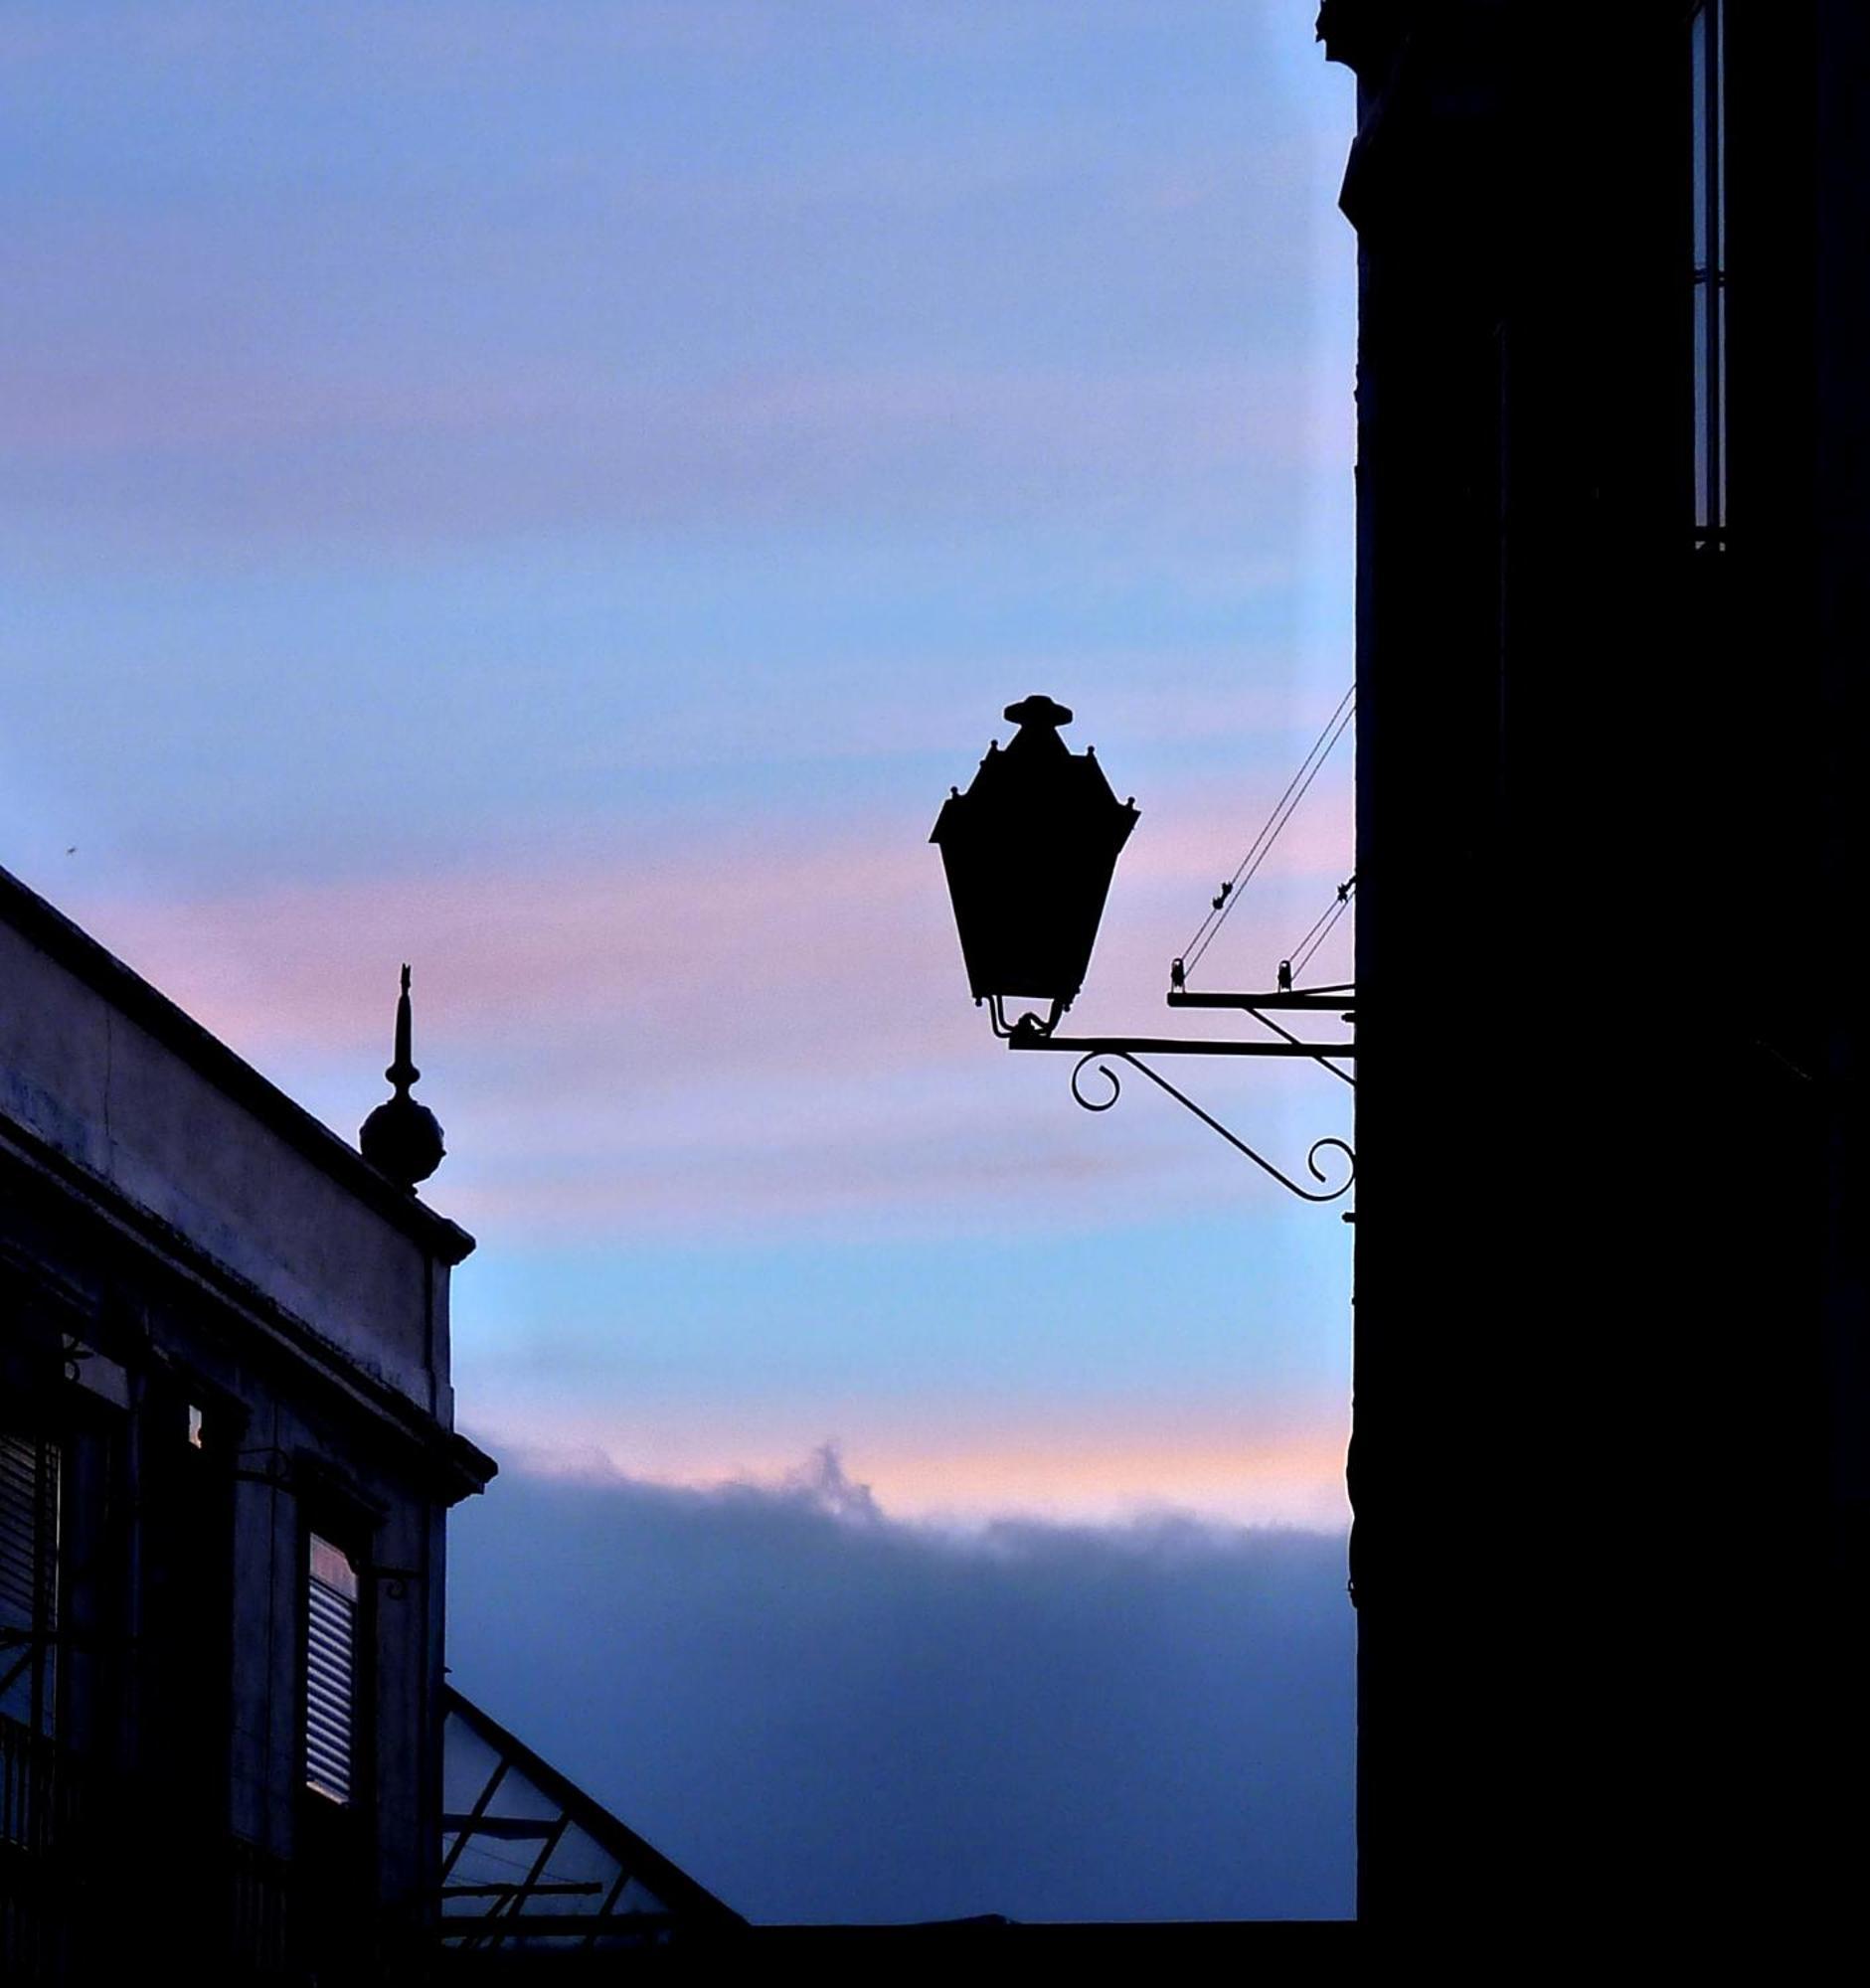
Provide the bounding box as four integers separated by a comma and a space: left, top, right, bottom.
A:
0, 862, 474, 1266
0, 1116, 497, 1504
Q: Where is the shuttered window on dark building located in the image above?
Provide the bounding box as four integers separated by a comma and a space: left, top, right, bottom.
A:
305, 1534, 359, 1806
0, 1430, 61, 1743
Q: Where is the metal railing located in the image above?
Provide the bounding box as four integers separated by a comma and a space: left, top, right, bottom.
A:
2, 1715, 298, 1979
1, 1714, 100, 1979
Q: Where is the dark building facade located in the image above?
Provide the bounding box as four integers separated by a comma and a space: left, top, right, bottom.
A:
0, 869, 745, 1976
0, 867, 496, 1973
1326, 0, 1866, 1938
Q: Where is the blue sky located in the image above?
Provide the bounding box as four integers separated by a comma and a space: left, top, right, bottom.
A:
2, 4, 1355, 1525
4, 5, 1357, 1911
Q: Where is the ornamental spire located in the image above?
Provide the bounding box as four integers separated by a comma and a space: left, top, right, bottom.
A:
359, 963, 445, 1191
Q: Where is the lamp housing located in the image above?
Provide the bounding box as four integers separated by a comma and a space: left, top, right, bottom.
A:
931, 696, 1138, 1016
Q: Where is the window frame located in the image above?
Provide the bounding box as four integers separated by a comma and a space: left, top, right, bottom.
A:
1690, 0, 1726, 550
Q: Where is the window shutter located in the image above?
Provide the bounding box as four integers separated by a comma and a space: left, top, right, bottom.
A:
305, 1534, 359, 1804
0, 1431, 60, 1735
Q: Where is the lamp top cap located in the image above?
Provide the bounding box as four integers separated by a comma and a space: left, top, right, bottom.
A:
1003, 694, 1072, 730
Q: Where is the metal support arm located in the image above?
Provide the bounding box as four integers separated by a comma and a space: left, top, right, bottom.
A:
1008, 1026, 1355, 1060
1059, 1050, 1355, 1204
993, 984, 1357, 1208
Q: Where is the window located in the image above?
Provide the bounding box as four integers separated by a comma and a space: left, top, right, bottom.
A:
1691, 0, 1726, 547
305, 1533, 359, 1805
0, 1430, 61, 1740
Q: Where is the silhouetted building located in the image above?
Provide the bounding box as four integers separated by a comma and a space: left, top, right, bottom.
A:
0, 867, 739, 1977
1324, 0, 1865, 1941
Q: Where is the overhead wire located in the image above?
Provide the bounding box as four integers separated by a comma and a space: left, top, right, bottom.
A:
1289, 878, 1356, 981
1179, 685, 1355, 977
1281, 874, 1354, 975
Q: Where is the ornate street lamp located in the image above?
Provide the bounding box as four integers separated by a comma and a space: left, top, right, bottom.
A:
933, 697, 1356, 1207
931, 695, 1139, 1037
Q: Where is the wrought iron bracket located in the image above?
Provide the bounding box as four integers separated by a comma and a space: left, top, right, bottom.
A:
995, 984, 1356, 1207
987, 992, 1068, 1040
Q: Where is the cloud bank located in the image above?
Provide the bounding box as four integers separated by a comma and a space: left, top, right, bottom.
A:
445, 1450, 1354, 1924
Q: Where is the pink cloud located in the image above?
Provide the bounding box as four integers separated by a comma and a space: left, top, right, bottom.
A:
64, 783, 1353, 1237
470, 1418, 1351, 1532
71, 772, 1350, 1048
0, 358, 1339, 481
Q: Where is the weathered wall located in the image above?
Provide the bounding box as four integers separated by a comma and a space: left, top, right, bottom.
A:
0, 911, 448, 1418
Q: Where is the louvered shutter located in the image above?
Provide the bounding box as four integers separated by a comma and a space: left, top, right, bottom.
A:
305, 1534, 358, 1804
0, 1431, 59, 1735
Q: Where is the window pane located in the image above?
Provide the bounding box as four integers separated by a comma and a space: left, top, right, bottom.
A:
1690, 1, 1725, 542
1691, 9, 1708, 252
1693, 285, 1710, 532
309, 1534, 359, 1602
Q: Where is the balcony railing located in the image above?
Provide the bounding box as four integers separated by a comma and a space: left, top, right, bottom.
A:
2, 1714, 297, 1979
1, 1713, 100, 1978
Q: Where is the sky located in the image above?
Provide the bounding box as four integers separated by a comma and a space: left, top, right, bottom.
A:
1, 1, 1358, 1920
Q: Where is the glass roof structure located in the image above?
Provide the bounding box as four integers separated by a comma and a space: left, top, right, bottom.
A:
439, 1688, 744, 1954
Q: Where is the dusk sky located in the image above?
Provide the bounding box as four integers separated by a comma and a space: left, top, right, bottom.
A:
3, 1, 1358, 1919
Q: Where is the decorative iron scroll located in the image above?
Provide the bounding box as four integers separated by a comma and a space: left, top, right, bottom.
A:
1069, 1051, 1355, 1205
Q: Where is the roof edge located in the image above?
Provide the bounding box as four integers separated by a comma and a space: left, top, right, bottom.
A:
0, 862, 474, 1265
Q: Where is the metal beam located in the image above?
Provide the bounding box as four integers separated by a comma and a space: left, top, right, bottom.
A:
1167, 987, 1352, 1011
440, 1812, 557, 1840
442, 1883, 602, 1900
1009, 1033, 1355, 1059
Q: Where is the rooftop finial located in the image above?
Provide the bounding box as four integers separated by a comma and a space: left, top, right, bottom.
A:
359, 963, 444, 1192
388, 961, 418, 1091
